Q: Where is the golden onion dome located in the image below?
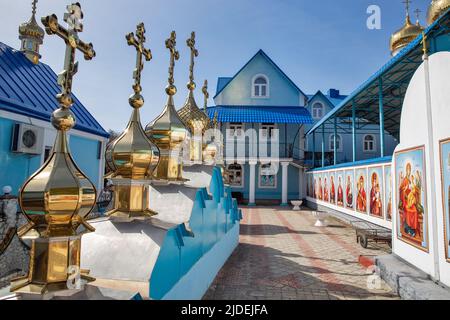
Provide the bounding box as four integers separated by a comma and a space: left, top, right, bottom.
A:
145, 95, 188, 150
106, 106, 160, 180
19, 15, 44, 39
178, 90, 211, 135
427, 0, 450, 24
18, 1, 44, 64
390, 14, 424, 56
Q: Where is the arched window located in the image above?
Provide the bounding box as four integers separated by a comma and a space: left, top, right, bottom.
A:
227, 163, 244, 187
252, 75, 269, 98
363, 134, 376, 152
329, 134, 343, 152
312, 102, 324, 119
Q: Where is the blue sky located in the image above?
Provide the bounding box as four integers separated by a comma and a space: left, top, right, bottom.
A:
0, 0, 430, 131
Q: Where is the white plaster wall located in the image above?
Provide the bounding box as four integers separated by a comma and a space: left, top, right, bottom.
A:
392, 52, 450, 284
429, 52, 450, 286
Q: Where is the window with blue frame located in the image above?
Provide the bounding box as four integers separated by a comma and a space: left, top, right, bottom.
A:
312, 102, 324, 119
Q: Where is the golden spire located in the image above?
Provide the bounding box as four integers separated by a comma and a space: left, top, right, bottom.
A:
11, 3, 96, 294
202, 79, 209, 114
104, 23, 159, 220
145, 31, 188, 182
18, 0, 45, 64
177, 33, 211, 163
390, 0, 424, 56
427, 0, 450, 24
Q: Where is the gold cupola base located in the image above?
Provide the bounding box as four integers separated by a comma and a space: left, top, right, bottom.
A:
10, 235, 95, 295
106, 179, 157, 221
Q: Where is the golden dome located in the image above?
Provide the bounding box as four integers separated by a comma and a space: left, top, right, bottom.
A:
106, 107, 160, 180
146, 95, 187, 150
427, 0, 450, 24
18, 0, 44, 64
178, 90, 211, 135
390, 14, 424, 56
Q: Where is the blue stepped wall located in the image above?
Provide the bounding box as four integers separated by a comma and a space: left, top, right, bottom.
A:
150, 166, 242, 300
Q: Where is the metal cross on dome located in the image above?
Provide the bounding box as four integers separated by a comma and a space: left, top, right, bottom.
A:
41, 2, 95, 108
402, 0, 412, 15
165, 31, 179, 89
126, 23, 152, 94
187, 31, 199, 89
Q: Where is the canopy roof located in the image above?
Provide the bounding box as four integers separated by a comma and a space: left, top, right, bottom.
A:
306, 9, 450, 138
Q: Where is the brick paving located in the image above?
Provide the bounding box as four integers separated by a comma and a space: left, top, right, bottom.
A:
204, 207, 398, 300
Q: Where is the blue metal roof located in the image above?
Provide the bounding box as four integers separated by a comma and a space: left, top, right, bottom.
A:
0, 42, 108, 138
206, 105, 313, 124
307, 90, 347, 108
306, 9, 450, 136
214, 49, 307, 99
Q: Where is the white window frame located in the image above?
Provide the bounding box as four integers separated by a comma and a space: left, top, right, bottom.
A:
227, 163, 244, 188
312, 102, 324, 119
329, 134, 343, 152
227, 122, 244, 138
258, 163, 278, 189
259, 123, 277, 139
251, 74, 270, 98
363, 134, 376, 153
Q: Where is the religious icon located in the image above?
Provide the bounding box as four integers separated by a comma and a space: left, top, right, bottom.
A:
345, 170, 354, 209
313, 177, 318, 199
395, 146, 428, 252
385, 165, 392, 221
439, 138, 450, 261
356, 169, 367, 214
330, 172, 336, 204
318, 175, 323, 200
337, 172, 344, 207
323, 173, 329, 202
369, 167, 383, 219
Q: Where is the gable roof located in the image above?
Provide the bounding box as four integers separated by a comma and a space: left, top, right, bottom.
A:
214, 49, 307, 99
216, 77, 232, 94
307, 90, 347, 108
0, 42, 108, 138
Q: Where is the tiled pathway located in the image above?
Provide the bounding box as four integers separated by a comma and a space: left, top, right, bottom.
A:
204, 207, 398, 300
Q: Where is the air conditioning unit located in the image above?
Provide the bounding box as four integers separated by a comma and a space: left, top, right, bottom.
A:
11, 123, 44, 155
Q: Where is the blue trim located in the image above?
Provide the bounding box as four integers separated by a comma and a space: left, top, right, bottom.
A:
306, 9, 450, 136
307, 156, 392, 172
214, 49, 307, 99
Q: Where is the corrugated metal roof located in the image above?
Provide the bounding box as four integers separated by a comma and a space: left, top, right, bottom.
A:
0, 42, 108, 138
206, 105, 313, 124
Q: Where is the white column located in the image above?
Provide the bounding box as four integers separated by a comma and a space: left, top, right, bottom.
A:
281, 162, 289, 206
249, 161, 257, 206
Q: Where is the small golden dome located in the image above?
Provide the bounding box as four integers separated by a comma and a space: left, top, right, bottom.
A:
145, 96, 187, 150
18, 1, 44, 64
106, 108, 160, 180
178, 91, 211, 135
427, 0, 450, 24
390, 14, 424, 56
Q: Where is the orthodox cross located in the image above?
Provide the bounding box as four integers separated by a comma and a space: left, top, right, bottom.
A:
402, 0, 411, 16
202, 79, 209, 113
31, 0, 37, 18
126, 23, 152, 94
165, 31, 179, 91
41, 3, 95, 108
186, 31, 199, 90
414, 8, 422, 22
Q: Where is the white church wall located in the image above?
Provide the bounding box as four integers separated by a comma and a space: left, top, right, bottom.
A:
392, 51, 450, 285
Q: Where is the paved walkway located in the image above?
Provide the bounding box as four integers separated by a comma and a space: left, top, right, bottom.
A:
204, 207, 398, 300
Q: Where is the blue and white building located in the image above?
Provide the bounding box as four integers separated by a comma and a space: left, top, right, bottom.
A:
0, 7, 108, 195
207, 49, 398, 206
